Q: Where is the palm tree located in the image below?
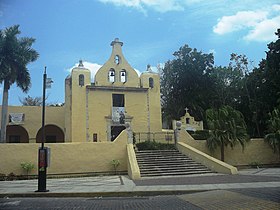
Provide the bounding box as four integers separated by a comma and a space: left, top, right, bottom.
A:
0, 25, 39, 143
265, 107, 280, 157
206, 105, 249, 161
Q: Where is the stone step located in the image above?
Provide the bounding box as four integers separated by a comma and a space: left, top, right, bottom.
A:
136, 154, 191, 158
137, 158, 191, 162
139, 166, 208, 171
135, 149, 213, 177
138, 162, 201, 166
140, 170, 213, 177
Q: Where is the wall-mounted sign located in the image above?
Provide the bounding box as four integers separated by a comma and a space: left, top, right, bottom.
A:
112, 107, 125, 124
9, 113, 25, 124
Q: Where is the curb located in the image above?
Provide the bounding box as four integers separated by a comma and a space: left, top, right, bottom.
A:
0, 190, 209, 198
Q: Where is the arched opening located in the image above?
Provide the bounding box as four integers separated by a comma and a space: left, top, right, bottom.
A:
6, 125, 29, 143
36, 124, 65, 143
108, 68, 115, 83
149, 77, 154, 88
79, 74, 84, 86
114, 55, 120, 64
120, 69, 127, 83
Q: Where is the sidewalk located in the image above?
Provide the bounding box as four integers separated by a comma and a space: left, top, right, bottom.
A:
0, 168, 279, 197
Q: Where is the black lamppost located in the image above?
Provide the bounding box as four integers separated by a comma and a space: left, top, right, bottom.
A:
36, 67, 52, 192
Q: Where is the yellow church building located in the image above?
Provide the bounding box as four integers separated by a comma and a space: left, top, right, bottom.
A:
2, 38, 162, 143
0, 39, 277, 178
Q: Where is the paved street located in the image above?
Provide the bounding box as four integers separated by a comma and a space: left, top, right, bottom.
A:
0, 188, 279, 210
0, 168, 279, 209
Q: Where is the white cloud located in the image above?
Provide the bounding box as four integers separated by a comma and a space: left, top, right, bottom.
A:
244, 16, 280, 42
213, 5, 280, 42
68, 61, 142, 79
272, 4, 280, 11
98, 0, 184, 13
68, 61, 102, 82
213, 11, 267, 35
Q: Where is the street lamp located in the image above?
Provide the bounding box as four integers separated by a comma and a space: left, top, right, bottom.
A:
36, 66, 53, 192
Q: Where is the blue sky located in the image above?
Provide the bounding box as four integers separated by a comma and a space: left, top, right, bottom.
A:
1, 0, 280, 105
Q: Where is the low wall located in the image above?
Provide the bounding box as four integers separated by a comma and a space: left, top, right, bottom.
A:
178, 142, 238, 174
127, 144, 141, 180
179, 130, 279, 166
0, 131, 128, 176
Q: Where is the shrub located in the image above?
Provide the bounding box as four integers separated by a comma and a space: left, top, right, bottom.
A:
136, 141, 176, 151
0, 173, 6, 181
191, 130, 210, 140
7, 172, 16, 181
20, 162, 35, 178
110, 159, 120, 175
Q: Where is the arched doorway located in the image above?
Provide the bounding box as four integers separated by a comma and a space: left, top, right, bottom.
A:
6, 125, 29, 143
36, 124, 65, 143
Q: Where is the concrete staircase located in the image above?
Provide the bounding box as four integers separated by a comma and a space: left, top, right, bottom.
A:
136, 150, 213, 177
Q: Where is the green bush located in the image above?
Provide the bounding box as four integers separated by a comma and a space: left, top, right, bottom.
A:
191, 130, 210, 140
136, 141, 176, 151
20, 162, 35, 178
0, 173, 6, 181
110, 159, 120, 175
7, 172, 16, 181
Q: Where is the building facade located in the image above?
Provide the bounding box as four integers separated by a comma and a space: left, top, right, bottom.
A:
1, 38, 162, 143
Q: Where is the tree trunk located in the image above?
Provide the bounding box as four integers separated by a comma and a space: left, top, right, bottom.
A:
221, 140, 225, 161
0, 80, 9, 143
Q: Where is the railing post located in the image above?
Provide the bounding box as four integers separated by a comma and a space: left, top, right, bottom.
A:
174, 121, 182, 148
125, 122, 133, 144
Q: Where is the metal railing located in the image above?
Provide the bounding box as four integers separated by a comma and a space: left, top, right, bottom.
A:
133, 131, 175, 144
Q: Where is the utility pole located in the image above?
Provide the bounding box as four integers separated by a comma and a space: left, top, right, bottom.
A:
36, 67, 52, 192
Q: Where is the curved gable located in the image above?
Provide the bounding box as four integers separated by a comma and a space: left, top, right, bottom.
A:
95, 38, 139, 87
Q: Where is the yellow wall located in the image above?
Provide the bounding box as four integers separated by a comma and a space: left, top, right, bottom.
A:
64, 39, 163, 142
87, 89, 149, 141
69, 67, 91, 142
173, 110, 203, 131
140, 72, 162, 132
179, 130, 279, 166
0, 105, 64, 143
178, 142, 238, 174
0, 130, 128, 175
127, 144, 141, 180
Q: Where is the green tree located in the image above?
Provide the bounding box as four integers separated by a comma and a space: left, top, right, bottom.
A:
264, 28, 280, 110
206, 105, 249, 161
19, 95, 43, 106
0, 25, 39, 143
210, 65, 243, 108
265, 107, 280, 156
161, 44, 214, 125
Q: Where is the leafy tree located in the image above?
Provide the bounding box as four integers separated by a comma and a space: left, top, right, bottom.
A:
0, 25, 39, 143
210, 65, 242, 108
264, 28, 280, 110
19, 95, 43, 106
265, 107, 280, 156
206, 105, 249, 161
161, 44, 214, 125
244, 62, 268, 137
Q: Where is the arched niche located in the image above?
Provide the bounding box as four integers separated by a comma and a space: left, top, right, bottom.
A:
6, 125, 29, 143
36, 124, 65, 143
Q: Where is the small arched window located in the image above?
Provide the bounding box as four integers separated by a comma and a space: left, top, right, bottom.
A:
149, 77, 154, 88
79, 74, 84, 86
115, 55, 120, 64
108, 68, 115, 83
120, 69, 127, 83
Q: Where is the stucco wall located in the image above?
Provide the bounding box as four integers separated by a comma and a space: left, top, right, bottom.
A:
0, 130, 128, 175
179, 130, 279, 166
0, 106, 65, 143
